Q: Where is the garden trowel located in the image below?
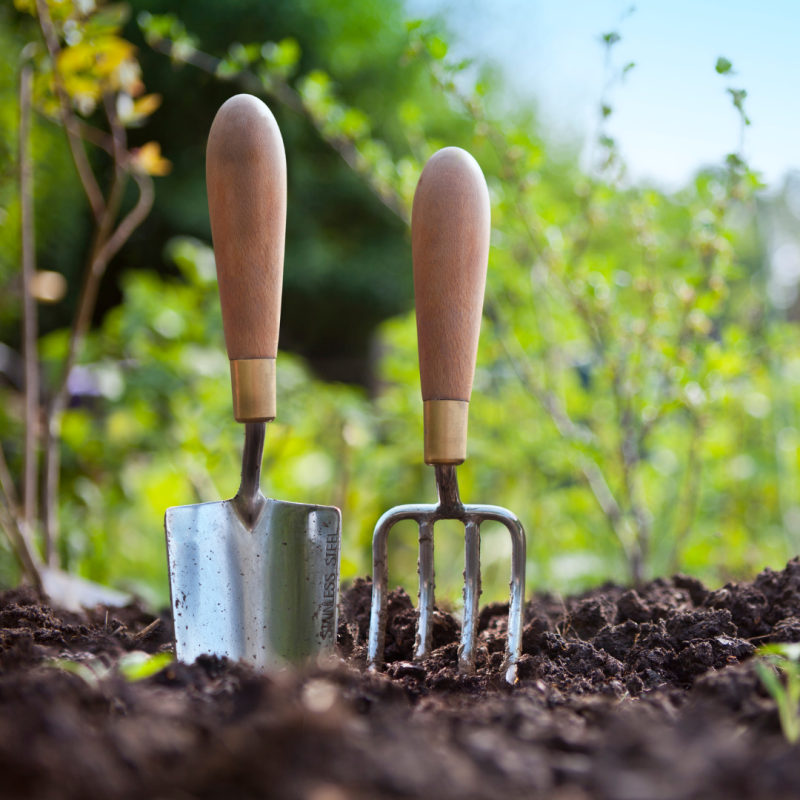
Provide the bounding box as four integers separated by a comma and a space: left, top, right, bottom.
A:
165, 95, 341, 670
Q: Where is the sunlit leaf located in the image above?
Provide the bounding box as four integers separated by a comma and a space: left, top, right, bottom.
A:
131, 141, 172, 176
118, 651, 173, 682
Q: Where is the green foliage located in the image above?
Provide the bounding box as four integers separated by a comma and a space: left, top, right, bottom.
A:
0, 1, 799, 611
757, 644, 800, 743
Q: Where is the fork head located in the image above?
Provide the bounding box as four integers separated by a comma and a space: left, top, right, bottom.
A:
367, 465, 526, 683
366, 148, 527, 684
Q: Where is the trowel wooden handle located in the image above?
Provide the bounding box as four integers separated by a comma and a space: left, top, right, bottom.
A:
207, 94, 287, 422
412, 147, 490, 465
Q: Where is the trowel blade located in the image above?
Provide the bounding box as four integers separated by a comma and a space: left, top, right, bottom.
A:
165, 497, 341, 670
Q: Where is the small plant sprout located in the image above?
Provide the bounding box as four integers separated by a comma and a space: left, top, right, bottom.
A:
117, 651, 173, 682
756, 643, 800, 743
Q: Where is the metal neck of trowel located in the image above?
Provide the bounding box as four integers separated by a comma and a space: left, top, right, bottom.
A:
232, 422, 267, 529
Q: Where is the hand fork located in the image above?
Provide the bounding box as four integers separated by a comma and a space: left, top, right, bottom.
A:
366, 147, 526, 682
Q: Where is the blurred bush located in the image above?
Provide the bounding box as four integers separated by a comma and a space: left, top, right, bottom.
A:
1, 0, 799, 609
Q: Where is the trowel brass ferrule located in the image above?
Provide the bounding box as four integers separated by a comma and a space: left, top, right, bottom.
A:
423, 400, 468, 464
231, 358, 276, 422
366, 464, 526, 683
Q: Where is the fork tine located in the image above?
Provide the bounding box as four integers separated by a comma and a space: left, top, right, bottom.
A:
458, 519, 481, 674
367, 515, 391, 670
503, 514, 526, 679
414, 519, 435, 661
467, 506, 527, 680
368, 504, 436, 670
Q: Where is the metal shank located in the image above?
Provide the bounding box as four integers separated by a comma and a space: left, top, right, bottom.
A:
232, 422, 267, 529
367, 465, 526, 683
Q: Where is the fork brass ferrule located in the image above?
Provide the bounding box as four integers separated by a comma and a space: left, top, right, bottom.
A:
423, 400, 469, 465
230, 358, 276, 422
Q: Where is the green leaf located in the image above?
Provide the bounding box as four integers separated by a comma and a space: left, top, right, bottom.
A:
756, 651, 800, 743
426, 36, 448, 60
262, 37, 301, 77
727, 88, 750, 123
84, 4, 130, 36
47, 658, 110, 686
725, 153, 745, 169
715, 56, 733, 75
602, 32, 621, 46
118, 651, 174, 682
216, 58, 242, 78
340, 108, 371, 140
760, 643, 800, 661
756, 660, 784, 701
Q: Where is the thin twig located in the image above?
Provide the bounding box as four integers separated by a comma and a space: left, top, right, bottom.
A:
0, 439, 21, 515
19, 65, 39, 541
0, 442, 42, 588
35, 0, 105, 223
0, 502, 42, 589
669, 412, 704, 572
609, 364, 649, 584
33, 106, 116, 156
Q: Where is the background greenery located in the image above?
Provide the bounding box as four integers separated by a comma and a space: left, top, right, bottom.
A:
1, 0, 798, 609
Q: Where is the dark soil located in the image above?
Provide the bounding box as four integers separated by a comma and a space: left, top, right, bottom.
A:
3, 561, 800, 799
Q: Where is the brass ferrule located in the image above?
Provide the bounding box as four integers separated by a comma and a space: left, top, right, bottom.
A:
423, 400, 469, 465
230, 358, 276, 422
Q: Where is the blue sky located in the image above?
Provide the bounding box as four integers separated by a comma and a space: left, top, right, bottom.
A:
407, 0, 799, 190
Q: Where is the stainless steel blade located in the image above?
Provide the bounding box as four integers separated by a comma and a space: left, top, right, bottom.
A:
165, 496, 341, 669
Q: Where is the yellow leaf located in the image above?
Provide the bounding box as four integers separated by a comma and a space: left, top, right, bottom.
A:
132, 142, 172, 176
57, 36, 136, 85
58, 42, 99, 75
13, 0, 36, 15
132, 93, 162, 117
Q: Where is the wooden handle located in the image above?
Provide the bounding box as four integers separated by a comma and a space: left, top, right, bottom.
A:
207, 94, 286, 421
412, 147, 490, 464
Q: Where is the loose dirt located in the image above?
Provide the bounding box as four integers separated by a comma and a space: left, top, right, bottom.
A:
3, 560, 800, 799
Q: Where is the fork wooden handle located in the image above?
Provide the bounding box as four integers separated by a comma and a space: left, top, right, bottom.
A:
412, 147, 490, 464
207, 94, 287, 422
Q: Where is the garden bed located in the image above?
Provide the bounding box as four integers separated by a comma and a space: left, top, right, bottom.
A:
2, 560, 800, 799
